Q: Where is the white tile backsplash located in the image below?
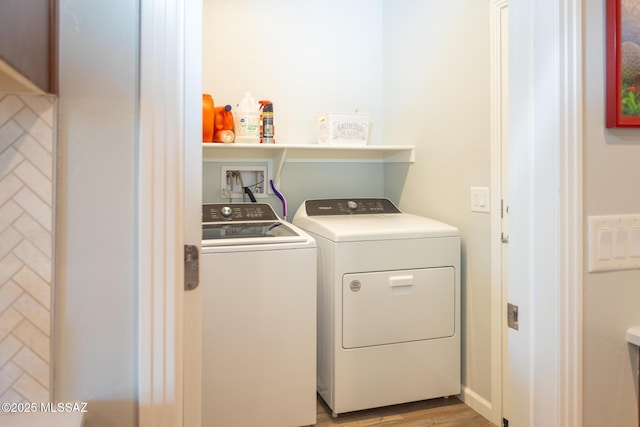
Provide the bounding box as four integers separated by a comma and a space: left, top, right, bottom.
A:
20, 96, 55, 128
13, 187, 52, 231
14, 161, 52, 206
13, 320, 50, 362
0, 201, 23, 236
0, 369, 15, 395
13, 294, 49, 335
13, 347, 49, 387
0, 254, 23, 284
1, 362, 23, 383
13, 241, 52, 283
0, 308, 23, 341
14, 135, 53, 177
0, 120, 23, 152
0, 282, 21, 314
0, 335, 22, 366
13, 267, 50, 310
13, 215, 52, 258
0, 93, 54, 403
0, 385, 23, 404
0, 227, 22, 259
13, 373, 48, 402
0, 95, 24, 127
0, 175, 22, 206
0, 147, 24, 179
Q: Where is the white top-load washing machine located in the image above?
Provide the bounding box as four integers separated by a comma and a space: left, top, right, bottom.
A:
293, 198, 460, 416
201, 203, 317, 427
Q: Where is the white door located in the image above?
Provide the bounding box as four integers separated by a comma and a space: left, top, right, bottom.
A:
499, 4, 510, 425
138, 1, 202, 426
490, 1, 509, 424
506, 1, 583, 426
342, 268, 455, 348
507, 0, 533, 424
183, 0, 204, 425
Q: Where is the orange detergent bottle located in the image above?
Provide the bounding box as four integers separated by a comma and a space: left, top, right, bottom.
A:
213, 104, 235, 143
202, 94, 215, 142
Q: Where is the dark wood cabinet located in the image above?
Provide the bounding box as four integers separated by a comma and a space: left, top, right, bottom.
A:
0, 0, 57, 93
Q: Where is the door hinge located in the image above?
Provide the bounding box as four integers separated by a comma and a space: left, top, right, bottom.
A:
184, 244, 199, 291
501, 199, 509, 218
507, 303, 519, 330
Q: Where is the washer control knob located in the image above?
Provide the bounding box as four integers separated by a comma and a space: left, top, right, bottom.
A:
347, 200, 358, 211
220, 206, 233, 218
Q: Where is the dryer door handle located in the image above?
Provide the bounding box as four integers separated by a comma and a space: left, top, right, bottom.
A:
389, 275, 414, 287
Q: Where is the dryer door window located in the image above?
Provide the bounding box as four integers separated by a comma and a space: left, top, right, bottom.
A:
342, 267, 455, 349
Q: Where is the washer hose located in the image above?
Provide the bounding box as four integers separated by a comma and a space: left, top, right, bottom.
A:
270, 179, 287, 221
243, 187, 257, 202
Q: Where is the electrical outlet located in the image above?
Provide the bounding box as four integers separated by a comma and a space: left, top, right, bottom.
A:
221, 166, 268, 200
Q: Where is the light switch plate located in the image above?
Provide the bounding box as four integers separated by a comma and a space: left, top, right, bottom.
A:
588, 215, 640, 272
470, 187, 490, 213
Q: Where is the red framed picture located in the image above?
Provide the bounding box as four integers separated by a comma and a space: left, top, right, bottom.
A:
606, 0, 640, 127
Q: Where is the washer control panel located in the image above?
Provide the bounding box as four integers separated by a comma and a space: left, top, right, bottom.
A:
203, 203, 279, 222
304, 198, 401, 216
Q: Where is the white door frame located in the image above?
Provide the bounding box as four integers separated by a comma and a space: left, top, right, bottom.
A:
505, 0, 583, 426
137, 0, 202, 426
488, 1, 509, 425
182, 0, 204, 425
135, 0, 584, 425
554, 1, 584, 424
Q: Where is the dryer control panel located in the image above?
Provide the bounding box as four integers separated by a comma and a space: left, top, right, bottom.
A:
304, 198, 401, 216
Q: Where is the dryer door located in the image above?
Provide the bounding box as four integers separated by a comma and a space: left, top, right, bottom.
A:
342, 267, 455, 349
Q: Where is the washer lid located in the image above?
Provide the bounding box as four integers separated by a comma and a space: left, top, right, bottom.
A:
202, 221, 312, 246
203, 221, 298, 239
202, 203, 313, 246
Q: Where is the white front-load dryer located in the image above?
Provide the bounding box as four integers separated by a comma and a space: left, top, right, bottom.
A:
293, 198, 460, 416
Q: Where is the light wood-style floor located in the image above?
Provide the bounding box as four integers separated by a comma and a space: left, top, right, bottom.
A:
315, 395, 496, 426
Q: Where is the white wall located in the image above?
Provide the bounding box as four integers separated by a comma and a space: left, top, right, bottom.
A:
55, 1, 138, 426
203, 0, 494, 411
584, 0, 640, 425
203, 0, 384, 146
202, 0, 389, 216
383, 0, 493, 404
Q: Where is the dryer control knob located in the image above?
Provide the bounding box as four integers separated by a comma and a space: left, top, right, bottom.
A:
221, 206, 233, 218
347, 200, 358, 211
